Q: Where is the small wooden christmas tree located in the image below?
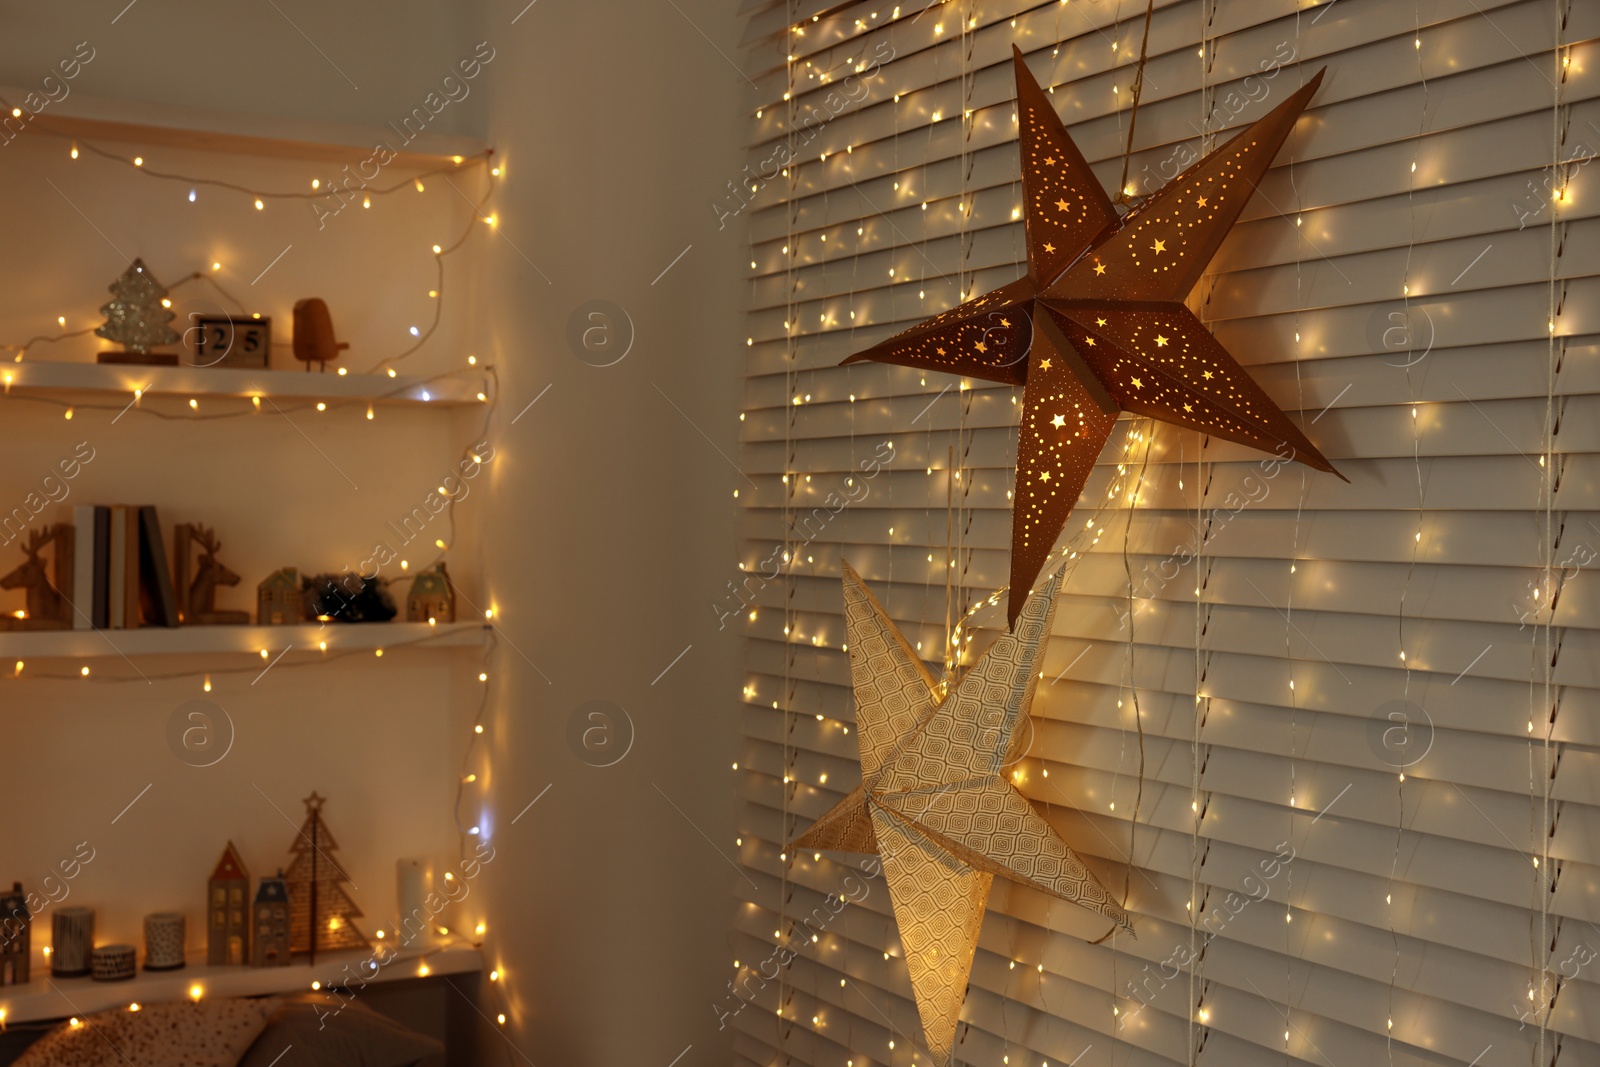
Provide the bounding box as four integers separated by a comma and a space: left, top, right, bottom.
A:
95, 259, 179, 364
282, 792, 369, 962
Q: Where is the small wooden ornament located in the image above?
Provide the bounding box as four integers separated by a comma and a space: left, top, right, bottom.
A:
192, 315, 271, 369
173, 524, 249, 625
405, 562, 455, 623
282, 793, 369, 963
257, 568, 303, 625
292, 298, 349, 371
0, 525, 75, 630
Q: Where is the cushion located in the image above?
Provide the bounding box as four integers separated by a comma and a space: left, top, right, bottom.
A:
235, 995, 445, 1067
14, 998, 278, 1067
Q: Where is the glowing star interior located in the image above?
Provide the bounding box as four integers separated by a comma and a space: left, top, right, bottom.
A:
793, 561, 1130, 1067
844, 48, 1345, 626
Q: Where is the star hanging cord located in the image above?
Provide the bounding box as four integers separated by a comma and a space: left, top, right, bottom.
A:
843, 49, 1346, 628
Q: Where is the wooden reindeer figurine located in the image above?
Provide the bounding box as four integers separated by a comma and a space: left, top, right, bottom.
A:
173, 524, 249, 625
0, 525, 75, 630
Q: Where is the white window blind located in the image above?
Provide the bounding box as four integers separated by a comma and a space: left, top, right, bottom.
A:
732, 1, 1597, 1065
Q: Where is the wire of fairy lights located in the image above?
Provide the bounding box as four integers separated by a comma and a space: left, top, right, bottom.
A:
1384, 1, 1436, 1058
0, 158, 492, 388
1280, 3, 1310, 1058
778, 0, 800, 1052
1190, 1, 1220, 1058
0, 108, 519, 1053
1533, 2, 1571, 1057
0, 86, 492, 206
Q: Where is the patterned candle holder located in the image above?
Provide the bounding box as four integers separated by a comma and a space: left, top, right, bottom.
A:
91, 944, 136, 981
143, 912, 186, 971
50, 907, 94, 978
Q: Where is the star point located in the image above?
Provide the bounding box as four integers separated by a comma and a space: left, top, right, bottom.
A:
1155, 335, 1169, 346
1050, 414, 1067, 428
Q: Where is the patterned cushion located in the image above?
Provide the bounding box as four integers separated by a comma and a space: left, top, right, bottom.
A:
14, 998, 278, 1067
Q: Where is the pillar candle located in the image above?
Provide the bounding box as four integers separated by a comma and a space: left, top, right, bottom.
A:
51, 907, 94, 978
396, 858, 431, 944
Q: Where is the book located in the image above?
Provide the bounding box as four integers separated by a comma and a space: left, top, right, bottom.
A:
137, 507, 178, 627
71, 505, 94, 630
92, 506, 109, 629
123, 507, 140, 628
109, 506, 126, 629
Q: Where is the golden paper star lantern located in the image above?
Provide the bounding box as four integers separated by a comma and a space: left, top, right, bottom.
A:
793, 561, 1129, 1065
845, 49, 1345, 627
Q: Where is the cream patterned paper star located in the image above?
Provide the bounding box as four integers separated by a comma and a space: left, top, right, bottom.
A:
793, 561, 1130, 1064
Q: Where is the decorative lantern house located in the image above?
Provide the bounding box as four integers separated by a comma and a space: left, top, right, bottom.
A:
251, 871, 292, 967
207, 842, 250, 966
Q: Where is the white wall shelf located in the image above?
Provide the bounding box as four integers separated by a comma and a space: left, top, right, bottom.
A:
0, 621, 485, 661
1, 361, 488, 406
1, 85, 489, 167
0, 942, 482, 1024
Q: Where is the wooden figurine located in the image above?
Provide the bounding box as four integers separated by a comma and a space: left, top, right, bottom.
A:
251, 871, 292, 967
0, 525, 75, 630
207, 842, 250, 966
405, 563, 455, 623
257, 568, 303, 625
1, 882, 29, 985
173, 524, 249, 625
292, 298, 349, 371
283, 793, 369, 962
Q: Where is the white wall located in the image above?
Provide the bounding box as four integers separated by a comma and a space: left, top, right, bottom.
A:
0, 0, 485, 136
1, 1, 750, 1064
469, 0, 746, 1061
0, 0, 493, 996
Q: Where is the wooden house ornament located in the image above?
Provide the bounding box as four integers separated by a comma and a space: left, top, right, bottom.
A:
251, 872, 292, 967
1, 882, 29, 985
207, 842, 250, 965
405, 562, 455, 623
257, 568, 303, 625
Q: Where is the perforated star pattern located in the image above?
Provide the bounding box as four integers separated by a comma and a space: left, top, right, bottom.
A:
793, 561, 1129, 1065
844, 48, 1343, 626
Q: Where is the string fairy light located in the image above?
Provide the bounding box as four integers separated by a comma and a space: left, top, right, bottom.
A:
0, 130, 495, 382
778, 1, 801, 1053
1532, 2, 1571, 1057
0, 116, 517, 1048
1189, 2, 1219, 1056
